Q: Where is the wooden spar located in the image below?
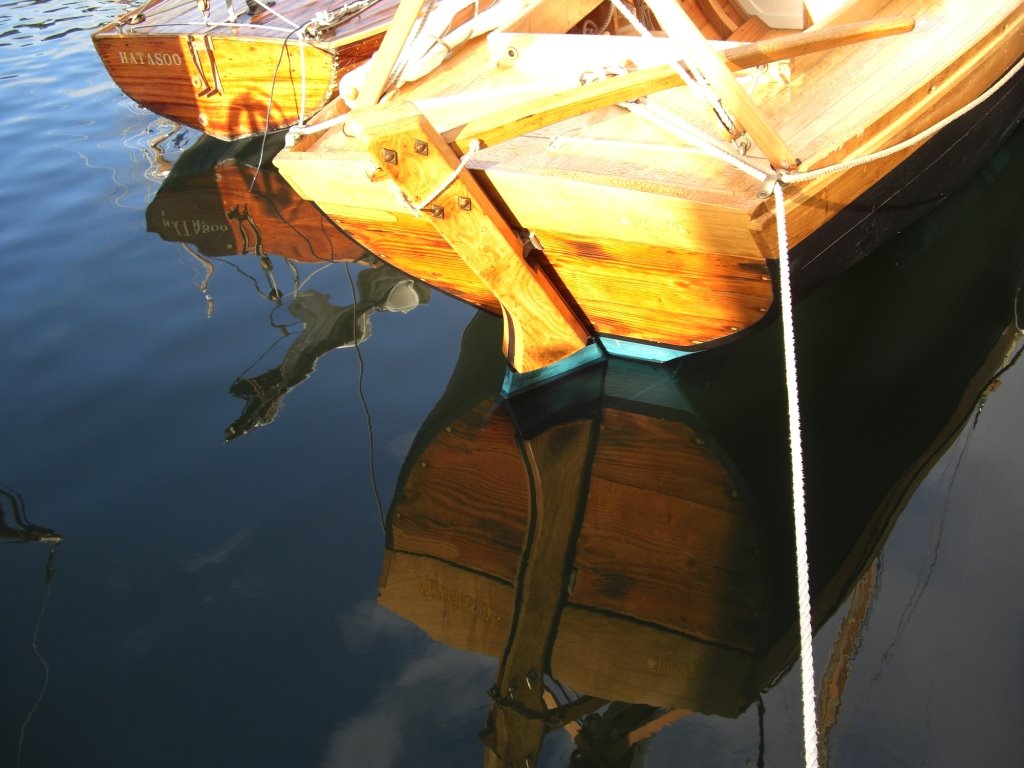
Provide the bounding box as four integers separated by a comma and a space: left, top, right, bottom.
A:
346, 101, 592, 373
488, 17, 917, 74
443, 64, 684, 151
450, 16, 917, 152
723, 16, 915, 69
643, 0, 799, 169
355, 0, 428, 108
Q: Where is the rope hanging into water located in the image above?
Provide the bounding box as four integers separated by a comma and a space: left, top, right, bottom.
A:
773, 179, 819, 768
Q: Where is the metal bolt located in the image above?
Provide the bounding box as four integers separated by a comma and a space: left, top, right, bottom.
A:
381, 147, 398, 164
429, 204, 445, 219
457, 196, 472, 211
414, 139, 428, 155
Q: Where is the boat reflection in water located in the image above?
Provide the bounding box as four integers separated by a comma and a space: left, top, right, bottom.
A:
145, 134, 432, 439
376, 135, 1024, 766
145, 133, 366, 277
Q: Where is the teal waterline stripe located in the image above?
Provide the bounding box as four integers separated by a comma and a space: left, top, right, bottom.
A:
501, 337, 695, 395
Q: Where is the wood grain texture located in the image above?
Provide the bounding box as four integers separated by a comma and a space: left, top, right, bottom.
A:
93, 34, 376, 140
349, 101, 592, 371
92, 0, 396, 139
390, 400, 529, 578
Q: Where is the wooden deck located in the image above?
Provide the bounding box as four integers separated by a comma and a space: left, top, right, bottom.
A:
97, 0, 396, 42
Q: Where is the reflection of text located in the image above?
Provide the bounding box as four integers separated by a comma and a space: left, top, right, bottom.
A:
419, 579, 502, 624
646, 656, 687, 678
118, 51, 184, 66
160, 211, 229, 236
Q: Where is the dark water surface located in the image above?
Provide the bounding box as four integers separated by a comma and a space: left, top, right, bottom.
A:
2, 3, 1023, 767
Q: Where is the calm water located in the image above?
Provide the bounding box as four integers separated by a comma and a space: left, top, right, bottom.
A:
2, 3, 1023, 766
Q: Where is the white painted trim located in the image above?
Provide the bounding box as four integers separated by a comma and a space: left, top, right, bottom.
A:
734, 0, 804, 29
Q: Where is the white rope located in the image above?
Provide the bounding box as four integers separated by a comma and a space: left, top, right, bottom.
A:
773, 179, 819, 768
621, 99, 768, 181
286, 113, 348, 140
239, 0, 301, 29
412, 138, 481, 209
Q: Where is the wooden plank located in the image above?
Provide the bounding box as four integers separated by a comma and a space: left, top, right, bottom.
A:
444, 63, 686, 150
347, 101, 592, 372
391, 400, 528, 576
695, 0, 746, 37
489, 17, 915, 73
378, 550, 513, 656
643, 0, 799, 168
452, 17, 916, 151
355, 0, 428, 108
725, 15, 915, 68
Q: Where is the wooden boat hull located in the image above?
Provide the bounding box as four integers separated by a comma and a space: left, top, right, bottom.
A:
275, 0, 1024, 378
286, 57, 1024, 352
92, 0, 394, 140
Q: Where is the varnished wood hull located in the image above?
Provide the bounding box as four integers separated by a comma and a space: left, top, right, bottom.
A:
275, 0, 1024, 375
93, 0, 395, 140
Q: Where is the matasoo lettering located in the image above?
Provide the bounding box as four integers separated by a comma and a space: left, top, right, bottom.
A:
118, 51, 184, 66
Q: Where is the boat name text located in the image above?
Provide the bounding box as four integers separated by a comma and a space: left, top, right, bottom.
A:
118, 51, 185, 66
159, 212, 230, 237
646, 656, 689, 678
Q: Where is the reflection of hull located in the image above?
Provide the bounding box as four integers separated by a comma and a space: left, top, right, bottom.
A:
92, 0, 397, 140
146, 135, 363, 263
380, 357, 784, 717
376, 125, 1024, 763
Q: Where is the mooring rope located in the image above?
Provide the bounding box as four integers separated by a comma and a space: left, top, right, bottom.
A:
773, 178, 819, 768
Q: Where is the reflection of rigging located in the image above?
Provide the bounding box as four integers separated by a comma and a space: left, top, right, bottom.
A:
140, 131, 437, 440
225, 262, 430, 440
3, 482, 61, 768
1, 483, 61, 548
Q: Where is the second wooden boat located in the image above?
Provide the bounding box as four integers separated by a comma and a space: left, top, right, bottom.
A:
92, 0, 399, 140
